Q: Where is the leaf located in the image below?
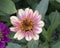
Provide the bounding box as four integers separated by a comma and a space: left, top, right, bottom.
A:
52, 41, 60, 48
45, 11, 60, 41
50, 0, 60, 11
27, 40, 39, 48
6, 42, 21, 48
48, 11, 60, 33
12, 0, 20, 3
0, 15, 11, 27
56, 0, 60, 3
42, 28, 48, 40
27, 0, 40, 9
0, 0, 17, 15
39, 43, 49, 48
8, 32, 15, 39
57, 25, 60, 32
35, 0, 49, 20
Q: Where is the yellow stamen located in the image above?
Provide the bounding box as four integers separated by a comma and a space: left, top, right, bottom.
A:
20, 18, 34, 31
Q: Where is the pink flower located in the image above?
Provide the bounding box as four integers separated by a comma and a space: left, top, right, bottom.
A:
10, 8, 44, 41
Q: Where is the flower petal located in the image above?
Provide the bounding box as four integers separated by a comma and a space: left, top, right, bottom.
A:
3, 37, 10, 43
25, 32, 32, 41
33, 34, 39, 40
10, 27, 19, 32
33, 15, 41, 23
33, 28, 42, 34
14, 31, 24, 40
37, 21, 44, 27
10, 16, 19, 26
10, 27, 16, 32
14, 32, 20, 39
2, 28, 10, 35
25, 8, 30, 17
33, 10, 39, 17
18, 9, 25, 20
0, 41, 5, 48
0, 22, 6, 31
17, 32, 24, 40
26, 9, 33, 19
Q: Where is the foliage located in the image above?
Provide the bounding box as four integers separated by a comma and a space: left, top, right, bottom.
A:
0, 0, 60, 48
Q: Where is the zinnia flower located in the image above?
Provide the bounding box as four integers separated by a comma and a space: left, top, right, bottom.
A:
10, 8, 44, 41
0, 22, 10, 48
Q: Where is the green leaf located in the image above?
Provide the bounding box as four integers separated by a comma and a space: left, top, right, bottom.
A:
0, 15, 11, 27
12, 0, 20, 3
39, 43, 49, 48
57, 25, 60, 32
27, 0, 40, 9
42, 28, 48, 40
27, 40, 39, 48
45, 11, 60, 41
52, 41, 60, 48
8, 32, 15, 39
0, 0, 17, 15
50, 0, 60, 11
6, 42, 21, 48
56, 0, 60, 3
35, 0, 49, 20
48, 11, 60, 33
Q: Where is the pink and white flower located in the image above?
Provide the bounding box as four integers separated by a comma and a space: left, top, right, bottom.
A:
10, 8, 44, 41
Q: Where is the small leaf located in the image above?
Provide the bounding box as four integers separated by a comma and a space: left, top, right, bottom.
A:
0, 0, 17, 15
35, 0, 49, 20
6, 42, 21, 48
27, 40, 39, 48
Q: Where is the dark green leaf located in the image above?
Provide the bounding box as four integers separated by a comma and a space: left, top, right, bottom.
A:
27, 40, 39, 48
39, 43, 49, 48
8, 32, 15, 39
0, 0, 17, 15
27, 0, 40, 9
12, 0, 20, 3
0, 15, 11, 27
45, 11, 60, 41
48, 11, 60, 33
6, 42, 21, 48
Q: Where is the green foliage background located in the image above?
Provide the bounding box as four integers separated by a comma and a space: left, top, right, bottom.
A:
0, 0, 60, 48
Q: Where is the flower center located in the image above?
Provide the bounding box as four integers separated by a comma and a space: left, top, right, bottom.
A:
20, 18, 34, 31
